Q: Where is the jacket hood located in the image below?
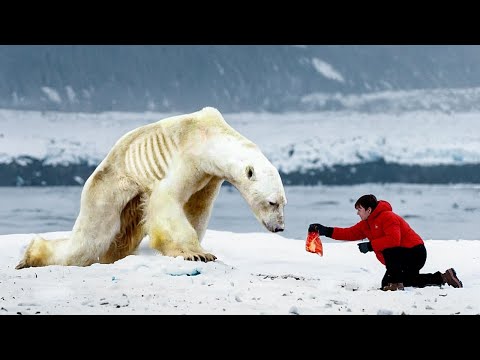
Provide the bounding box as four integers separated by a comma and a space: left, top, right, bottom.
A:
369, 200, 392, 220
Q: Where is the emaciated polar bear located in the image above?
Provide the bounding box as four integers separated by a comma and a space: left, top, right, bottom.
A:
16, 107, 287, 269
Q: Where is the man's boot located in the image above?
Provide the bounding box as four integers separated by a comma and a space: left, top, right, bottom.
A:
382, 282, 405, 291
441, 268, 463, 288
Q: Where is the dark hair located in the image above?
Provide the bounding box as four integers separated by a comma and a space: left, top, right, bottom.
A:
355, 194, 378, 211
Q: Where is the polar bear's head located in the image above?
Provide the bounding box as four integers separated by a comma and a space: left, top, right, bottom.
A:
230, 151, 287, 233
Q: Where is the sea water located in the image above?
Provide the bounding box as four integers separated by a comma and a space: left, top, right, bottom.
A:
1, 183, 480, 241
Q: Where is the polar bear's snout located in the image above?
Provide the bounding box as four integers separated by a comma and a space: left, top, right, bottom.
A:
262, 216, 285, 233
262, 221, 284, 233
253, 194, 286, 234
271, 221, 285, 233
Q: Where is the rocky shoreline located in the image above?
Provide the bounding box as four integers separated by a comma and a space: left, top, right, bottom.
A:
2, 158, 480, 186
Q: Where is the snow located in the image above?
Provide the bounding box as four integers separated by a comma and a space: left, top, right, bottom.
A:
0, 230, 476, 315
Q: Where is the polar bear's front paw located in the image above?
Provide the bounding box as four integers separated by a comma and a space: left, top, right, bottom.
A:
184, 252, 217, 262
161, 248, 217, 262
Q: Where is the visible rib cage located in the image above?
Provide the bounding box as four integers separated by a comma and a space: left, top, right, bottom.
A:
125, 130, 177, 182
100, 194, 145, 263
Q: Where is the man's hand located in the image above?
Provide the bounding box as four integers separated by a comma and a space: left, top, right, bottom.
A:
308, 223, 333, 237
358, 242, 373, 254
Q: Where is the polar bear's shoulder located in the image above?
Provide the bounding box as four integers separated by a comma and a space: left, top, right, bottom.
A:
181, 106, 229, 130
195, 106, 225, 123
199, 106, 222, 117
159, 107, 225, 126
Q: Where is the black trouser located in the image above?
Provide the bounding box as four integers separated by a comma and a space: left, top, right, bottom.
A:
381, 244, 444, 288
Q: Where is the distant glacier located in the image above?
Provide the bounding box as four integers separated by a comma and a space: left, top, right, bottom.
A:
1, 105, 480, 186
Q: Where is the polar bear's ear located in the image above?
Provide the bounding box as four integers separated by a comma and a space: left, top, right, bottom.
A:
245, 165, 256, 181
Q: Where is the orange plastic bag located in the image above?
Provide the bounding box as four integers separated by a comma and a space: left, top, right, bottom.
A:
306, 231, 323, 256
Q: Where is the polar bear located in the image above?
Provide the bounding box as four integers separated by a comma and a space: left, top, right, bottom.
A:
16, 107, 287, 269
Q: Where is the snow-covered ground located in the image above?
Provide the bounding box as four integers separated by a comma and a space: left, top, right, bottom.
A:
1, 230, 476, 315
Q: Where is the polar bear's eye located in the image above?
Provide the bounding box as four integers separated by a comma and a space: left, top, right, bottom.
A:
245, 165, 255, 180
269, 201, 277, 206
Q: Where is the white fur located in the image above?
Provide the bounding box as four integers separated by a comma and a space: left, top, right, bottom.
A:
16, 107, 287, 268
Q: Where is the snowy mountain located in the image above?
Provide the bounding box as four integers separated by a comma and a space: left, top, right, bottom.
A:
2, 45, 480, 113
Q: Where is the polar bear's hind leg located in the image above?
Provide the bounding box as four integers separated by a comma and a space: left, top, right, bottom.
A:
100, 193, 147, 263
15, 235, 65, 269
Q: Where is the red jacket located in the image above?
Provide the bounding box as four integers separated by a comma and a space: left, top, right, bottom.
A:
332, 200, 424, 265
